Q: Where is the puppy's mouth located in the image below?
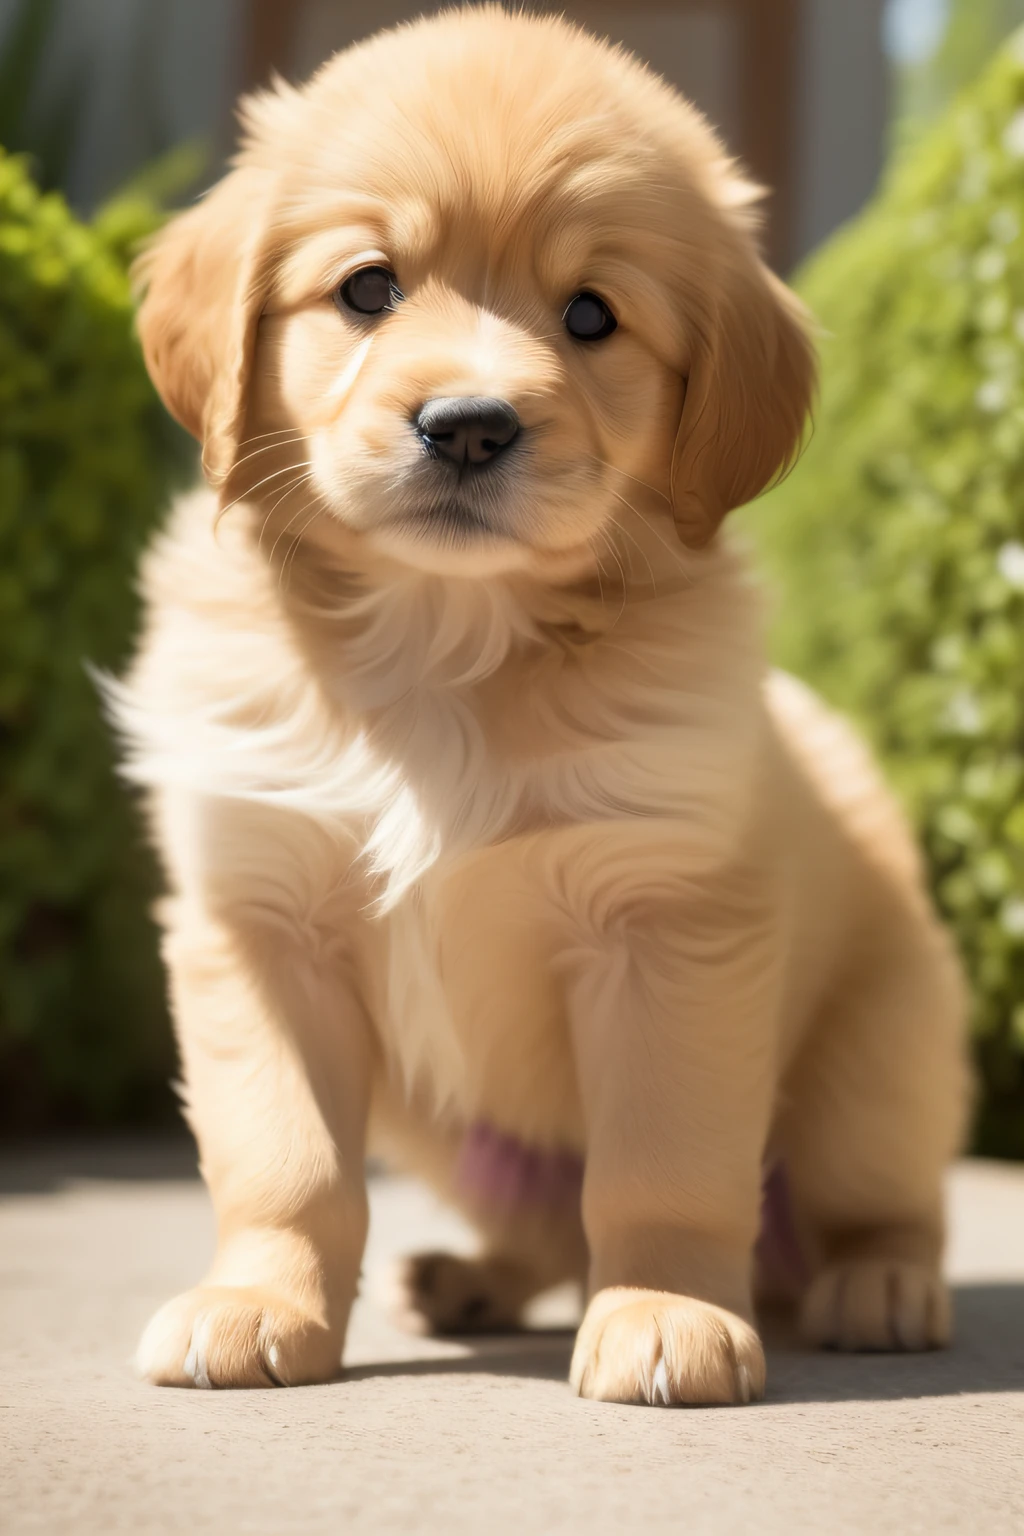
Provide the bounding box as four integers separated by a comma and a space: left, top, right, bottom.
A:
402, 491, 508, 544
387, 454, 524, 547
311, 426, 609, 572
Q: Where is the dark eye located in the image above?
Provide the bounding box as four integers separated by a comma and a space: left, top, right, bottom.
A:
335, 265, 403, 316
563, 291, 617, 341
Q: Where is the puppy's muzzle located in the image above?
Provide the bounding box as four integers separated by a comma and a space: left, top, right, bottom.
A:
415, 396, 520, 470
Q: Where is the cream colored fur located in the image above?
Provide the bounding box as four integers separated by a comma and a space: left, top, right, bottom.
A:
114, 9, 969, 1405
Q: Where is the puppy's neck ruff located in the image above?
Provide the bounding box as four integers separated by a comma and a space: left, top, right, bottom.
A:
278, 499, 723, 705
284, 544, 547, 705
113, 488, 766, 930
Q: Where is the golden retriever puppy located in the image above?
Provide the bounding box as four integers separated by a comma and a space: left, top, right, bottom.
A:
114, 7, 969, 1404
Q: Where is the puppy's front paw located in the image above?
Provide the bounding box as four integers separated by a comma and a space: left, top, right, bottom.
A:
388, 1251, 525, 1336
570, 1287, 765, 1406
135, 1285, 339, 1389
800, 1261, 950, 1351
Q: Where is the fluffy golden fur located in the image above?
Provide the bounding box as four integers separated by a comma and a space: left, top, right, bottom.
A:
114, 8, 969, 1404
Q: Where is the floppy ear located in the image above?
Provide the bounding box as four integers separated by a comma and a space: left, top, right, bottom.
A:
133, 166, 272, 485
670, 258, 816, 548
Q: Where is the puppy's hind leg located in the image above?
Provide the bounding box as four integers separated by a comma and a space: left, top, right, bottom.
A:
373, 1098, 588, 1336
391, 1220, 584, 1338
779, 915, 970, 1353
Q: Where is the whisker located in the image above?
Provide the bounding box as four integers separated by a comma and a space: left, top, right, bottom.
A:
280, 495, 331, 590
228, 432, 310, 475
591, 529, 608, 611
627, 502, 693, 587
235, 426, 309, 446
262, 472, 313, 548
260, 468, 318, 561
265, 478, 321, 580
216, 459, 313, 536
598, 474, 692, 588
584, 453, 671, 506
608, 506, 658, 594
593, 525, 628, 632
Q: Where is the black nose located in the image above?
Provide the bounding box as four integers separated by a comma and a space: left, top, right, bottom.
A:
415, 396, 520, 468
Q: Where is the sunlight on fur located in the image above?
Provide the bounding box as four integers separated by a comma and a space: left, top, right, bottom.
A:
112, 7, 970, 1406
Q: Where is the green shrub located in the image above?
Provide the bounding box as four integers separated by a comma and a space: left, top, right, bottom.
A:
752, 30, 1024, 1157
0, 149, 188, 1130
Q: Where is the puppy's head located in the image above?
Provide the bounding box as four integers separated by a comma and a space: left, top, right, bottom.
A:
136, 8, 814, 579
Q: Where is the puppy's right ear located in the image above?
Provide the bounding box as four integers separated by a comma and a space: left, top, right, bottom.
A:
133, 167, 272, 485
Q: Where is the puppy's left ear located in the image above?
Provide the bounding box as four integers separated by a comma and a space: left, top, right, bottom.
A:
670, 257, 816, 548
133, 164, 274, 486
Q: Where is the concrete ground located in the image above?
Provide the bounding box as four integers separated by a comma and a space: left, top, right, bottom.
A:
1, 1146, 1023, 1535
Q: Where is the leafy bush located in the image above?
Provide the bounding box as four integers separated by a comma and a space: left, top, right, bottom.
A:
752, 31, 1024, 1157
0, 149, 188, 1130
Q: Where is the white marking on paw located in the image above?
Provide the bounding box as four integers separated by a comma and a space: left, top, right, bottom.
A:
265, 1341, 286, 1385
651, 1356, 671, 1406
183, 1311, 213, 1390
736, 1363, 751, 1404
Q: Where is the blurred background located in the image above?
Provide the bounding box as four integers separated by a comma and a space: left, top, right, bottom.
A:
0, 0, 990, 270
3, 0, 1024, 1153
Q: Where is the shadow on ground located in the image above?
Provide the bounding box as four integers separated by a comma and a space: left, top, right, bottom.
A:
3, 1140, 1021, 1409
0, 1136, 200, 1191
343, 1283, 1024, 1405
0, 1137, 395, 1192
